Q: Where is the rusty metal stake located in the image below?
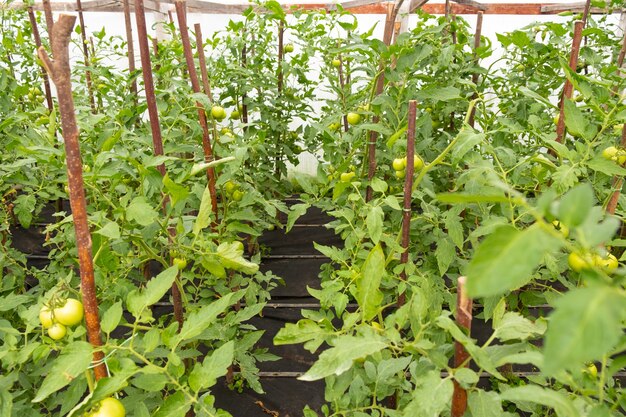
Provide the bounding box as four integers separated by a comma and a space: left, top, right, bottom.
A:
134, 0, 185, 329
37, 14, 107, 381
451, 276, 473, 417
398, 100, 417, 307
556, 20, 584, 143
175, 0, 219, 224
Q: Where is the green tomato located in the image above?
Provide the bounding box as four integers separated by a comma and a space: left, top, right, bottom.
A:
602, 146, 618, 160
53, 299, 84, 327
329, 122, 341, 131
593, 253, 618, 273
90, 397, 126, 417
340, 172, 356, 183
39, 306, 54, 329
232, 190, 244, 201
331, 59, 341, 68
552, 220, 569, 238
224, 181, 237, 195
284, 44, 294, 53
231, 110, 240, 119
410, 155, 424, 170
211, 106, 226, 120
392, 158, 405, 171
395, 169, 406, 179
47, 323, 67, 340
568, 252, 591, 272
173, 258, 187, 270
346, 112, 361, 125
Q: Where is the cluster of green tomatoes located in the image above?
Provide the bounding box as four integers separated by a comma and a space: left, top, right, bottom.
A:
39, 298, 84, 340
391, 154, 424, 179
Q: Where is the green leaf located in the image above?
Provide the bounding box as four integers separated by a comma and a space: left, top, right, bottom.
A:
586, 157, 626, 176
216, 242, 259, 274
299, 334, 387, 381
356, 244, 385, 321
171, 291, 243, 346
95, 221, 120, 240
466, 224, 563, 297
153, 391, 192, 417
33, 342, 93, 402
126, 197, 158, 226
402, 370, 454, 416
0, 294, 30, 312
416, 86, 461, 101
451, 130, 484, 164
468, 391, 503, 417
500, 385, 581, 417
163, 174, 189, 208
557, 183, 594, 228
366, 206, 383, 244
189, 341, 234, 391
436, 193, 511, 204
386, 125, 407, 147
193, 186, 213, 236
543, 287, 625, 375
100, 301, 123, 334
493, 312, 545, 341
518, 86, 556, 108
274, 319, 332, 352
435, 237, 455, 275
286, 203, 309, 233
126, 266, 178, 319
563, 99, 594, 140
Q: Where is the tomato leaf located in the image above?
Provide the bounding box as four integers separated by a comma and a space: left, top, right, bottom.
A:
543, 287, 626, 375
299, 334, 387, 381
500, 385, 581, 417
465, 224, 563, 297
366, 206, 383, 244
468, 390, 503, 417
356, 244, 385, 321
193, 186, 213, 236
557, 183, 594, 228
100, 301, 123, 335
152, 391, 192, 417
403, 370, 454, 416
126, 266, 178, 319
188, 341, 234, 392
32, 342, 93, 402
126, 196, 158, 226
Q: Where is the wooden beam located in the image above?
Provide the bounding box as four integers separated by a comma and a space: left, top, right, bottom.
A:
452, 0, 487, 12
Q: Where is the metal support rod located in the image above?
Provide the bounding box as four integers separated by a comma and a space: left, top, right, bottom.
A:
398, 100, 417, 307
174, 0, 219, 223
556, 20, 584, 143
37, 14, 108, 381
451, 276, 473, 417
134, 0, 185, 329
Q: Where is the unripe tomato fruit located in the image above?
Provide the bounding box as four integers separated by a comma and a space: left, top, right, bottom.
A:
173, 258, 187, 270
587, 364, 598, 378
340, 172, 355, 183
89, 397, 126, 417
53, 299, 84, 327
47, 323, 67, 340
405, 155, 424, 170
594, 254, 618, 273
395, 170, 406, 179
231, 110, 240, 119
568, 252, 591, 272
329, 122, 341, 131
602, 146, 618, 160
392, 158, 406, 171
284, 44, 294, 53
346, 112, 361, 125
331, 59, 341, 68
39, 306, 54, 328
618, 150, 626, 165
211, 106, 226, 120
232, 190, 244, 202
224, 181, 237, 195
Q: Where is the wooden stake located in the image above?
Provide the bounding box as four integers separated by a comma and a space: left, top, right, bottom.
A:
556, 20, 584, 143
122, 0, 138, 97
37, 14, 108, 381
451, 276, 473, 417
41, 0, 54, 37
134, 0, 185, 329
76, 0, 96, 112
398, 100, 417, 307
175, 0, 219, 224
27, 7, 54, 112
194, 24, 213, 100
468, 11, 483, 128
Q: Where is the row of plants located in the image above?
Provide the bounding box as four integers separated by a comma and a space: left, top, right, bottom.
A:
1, 1, 626, 416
